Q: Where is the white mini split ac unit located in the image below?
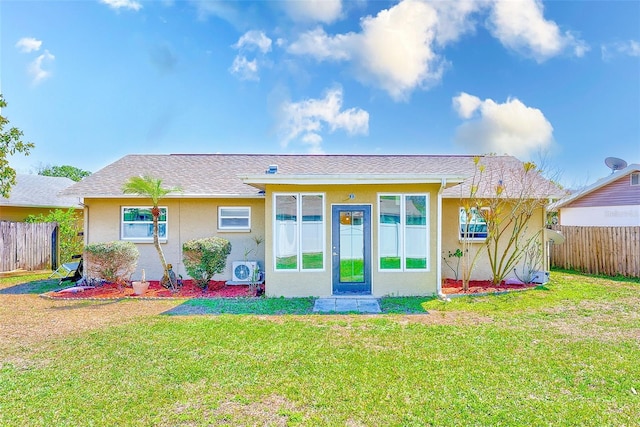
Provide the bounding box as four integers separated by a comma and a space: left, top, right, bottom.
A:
531, 270, 550, 284
232, 261, 259, 282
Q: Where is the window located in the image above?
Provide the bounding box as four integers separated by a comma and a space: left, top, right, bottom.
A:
274, 194, 324, 271
378, 194, 429, 271
121, 207, 167, 241
631, 172, 639, 186
459, 207, 488, 240
218, 207, 251, 231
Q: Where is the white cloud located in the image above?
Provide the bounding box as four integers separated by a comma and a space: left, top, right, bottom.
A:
279, 87, 369, 152
15, 37, 42, 53
229, 31, 272, 81
99, 0, 142, 11
287, 27, 353, 61
452, 92, 553, 159
281, 0, 343, 24
452, 92, 483, 119
288, 0, 452, 101
601, 40, 640, 60
28, 50, 55, 85
234, 30, 272, 53
488, 0, 589, 62
229, 55, 259, 81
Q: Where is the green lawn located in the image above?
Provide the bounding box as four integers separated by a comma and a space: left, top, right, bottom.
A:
1, 271, 639, 425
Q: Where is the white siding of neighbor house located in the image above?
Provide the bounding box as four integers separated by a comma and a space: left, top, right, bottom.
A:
559, 206, 640, 226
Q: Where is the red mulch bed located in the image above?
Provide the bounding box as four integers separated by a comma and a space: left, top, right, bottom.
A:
47, 280, 254, 299
442, 279, 538, 295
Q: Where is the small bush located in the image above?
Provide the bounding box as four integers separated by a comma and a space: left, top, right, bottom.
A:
84, 241, 139, 284
183, 237, 232, 289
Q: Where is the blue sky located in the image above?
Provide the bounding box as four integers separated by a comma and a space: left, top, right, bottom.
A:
2, 0, 639, 188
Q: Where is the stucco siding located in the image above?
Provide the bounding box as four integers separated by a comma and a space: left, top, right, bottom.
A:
84, 198, 265, 282
559, 205, 640, 226
441, 199, 547, 281
0, 206, 78, 222
263, 183, 440, 298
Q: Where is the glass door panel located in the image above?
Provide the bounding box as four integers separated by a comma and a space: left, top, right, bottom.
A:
332, 205, 371, 294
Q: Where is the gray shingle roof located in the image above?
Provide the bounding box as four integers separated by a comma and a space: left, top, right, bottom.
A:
0, 174, 81, 208
61, 153, 559, 199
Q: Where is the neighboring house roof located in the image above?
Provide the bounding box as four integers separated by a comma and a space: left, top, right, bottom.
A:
62, 153, 560, 199
549, 163, 640, 211
0, 174, 81, 209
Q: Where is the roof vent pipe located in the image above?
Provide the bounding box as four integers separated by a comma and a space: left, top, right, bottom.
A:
266, 165, 278, 174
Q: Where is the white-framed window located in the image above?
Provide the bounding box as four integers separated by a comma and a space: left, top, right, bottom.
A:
274, 193, 324, 271
631, 172, 639, 186
378, 194, 429, 271
218, 207, 251, 231
121, 207, 167, 242
459, 207, 489, 241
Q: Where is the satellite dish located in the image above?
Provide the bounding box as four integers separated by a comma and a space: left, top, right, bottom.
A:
544, 229, 565, 245
605, 157, 627, 174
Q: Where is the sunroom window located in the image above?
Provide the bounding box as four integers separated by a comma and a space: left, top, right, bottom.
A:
121, 207, 167, 241
274, 194, 324, 271
378, 194, 429, 271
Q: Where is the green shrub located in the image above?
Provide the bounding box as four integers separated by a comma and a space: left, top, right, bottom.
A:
182, 237, 232, 289
84, 241, 139, 284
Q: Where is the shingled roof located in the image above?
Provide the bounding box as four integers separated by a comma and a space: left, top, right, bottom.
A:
1, 174, 81, 208
62, 153, 558, 199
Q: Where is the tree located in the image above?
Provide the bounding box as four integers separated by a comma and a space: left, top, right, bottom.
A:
458, 156, 486, 292
466, 158, 557, 286
482, 161, 551, 285
38, 164, 91, 182
0, 94, 34, 198
122, 175, 180, 290
25, 208, 83, 264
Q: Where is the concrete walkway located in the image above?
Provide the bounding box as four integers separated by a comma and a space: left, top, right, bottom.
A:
313, 297, 381, 313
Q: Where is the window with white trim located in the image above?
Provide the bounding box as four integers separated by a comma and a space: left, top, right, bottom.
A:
459, 207, 488, 240
218, 207, 251, 231
274, 193, 324, 271
121, 207, 167, 241
631, 172, 639, 186
378, 194, 429, 271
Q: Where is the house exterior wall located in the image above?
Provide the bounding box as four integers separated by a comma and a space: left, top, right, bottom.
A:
567, 173, 640, 208
262, 183, 441, 298
83, 197, 266, 281
559, 206, 640, 226
0, 206, 81, 222
441, 198, 547, 281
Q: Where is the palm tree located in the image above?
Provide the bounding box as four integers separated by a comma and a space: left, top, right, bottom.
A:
122, 175, 180, 290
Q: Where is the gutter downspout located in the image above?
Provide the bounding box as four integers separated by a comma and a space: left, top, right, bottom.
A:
436, 178, 447, 300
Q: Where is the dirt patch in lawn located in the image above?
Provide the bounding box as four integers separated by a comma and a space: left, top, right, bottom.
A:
539, 297, 640, 343
0, 284, 182, 369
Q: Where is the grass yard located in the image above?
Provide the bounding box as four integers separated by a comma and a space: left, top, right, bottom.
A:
0, 271, 639, 425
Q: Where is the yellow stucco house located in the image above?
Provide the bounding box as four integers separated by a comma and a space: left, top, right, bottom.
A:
0, 174, 82, 222
62, 154, 558, 298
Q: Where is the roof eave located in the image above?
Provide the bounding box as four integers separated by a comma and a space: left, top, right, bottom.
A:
240, 173, 468, 190
78, 193, 264, 199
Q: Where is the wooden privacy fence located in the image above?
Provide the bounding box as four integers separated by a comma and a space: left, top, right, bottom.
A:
550, 225, 640, 278
0, 221, 58, 273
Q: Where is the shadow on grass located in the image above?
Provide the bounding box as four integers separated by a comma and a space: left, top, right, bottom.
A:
0, 279, 65, 295
163, 297, 316, 316
164, 296, 434, 316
